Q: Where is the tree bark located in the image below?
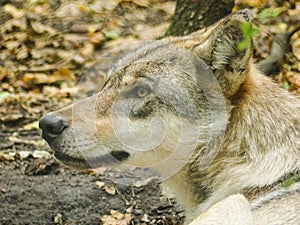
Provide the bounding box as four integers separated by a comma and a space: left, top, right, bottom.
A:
165, 0, 234, 36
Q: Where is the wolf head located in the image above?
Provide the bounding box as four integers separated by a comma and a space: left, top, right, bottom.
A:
39, 10, 253, 179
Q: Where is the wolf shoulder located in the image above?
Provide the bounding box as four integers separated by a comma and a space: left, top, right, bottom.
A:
251, 181, 300, 225
189, 181, 300, 225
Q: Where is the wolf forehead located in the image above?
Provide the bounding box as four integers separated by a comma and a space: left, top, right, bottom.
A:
108, 40, 203, 80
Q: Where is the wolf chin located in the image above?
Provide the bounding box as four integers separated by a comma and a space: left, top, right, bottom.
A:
39, 9, 300, 225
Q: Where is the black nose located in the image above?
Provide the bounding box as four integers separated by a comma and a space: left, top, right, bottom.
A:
39, 114, 67, 142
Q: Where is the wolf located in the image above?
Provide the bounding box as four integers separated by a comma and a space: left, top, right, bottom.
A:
39, 9, 300, 225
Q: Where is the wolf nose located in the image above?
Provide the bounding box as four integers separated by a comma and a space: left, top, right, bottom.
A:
39, 114, 67, 141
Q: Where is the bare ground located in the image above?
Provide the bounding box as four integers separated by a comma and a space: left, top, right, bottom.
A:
1, 0, 300, 224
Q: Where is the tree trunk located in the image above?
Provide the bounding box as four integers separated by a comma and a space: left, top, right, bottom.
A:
165, 0, 234, 36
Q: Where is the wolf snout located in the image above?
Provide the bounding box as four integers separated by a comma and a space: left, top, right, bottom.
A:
39, 114, 67, 143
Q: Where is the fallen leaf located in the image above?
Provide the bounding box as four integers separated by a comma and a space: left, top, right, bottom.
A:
23, 67, 75, 85
105, 185, 116, 195
127, 0, 150, 7
5, 41, 20, 50
95, 181, 105, 189
292, 39, 300, 61
80, 42, 95, 57
0, 67, 9, 82
51, 67, 76, 82
77, 4, 91, 13
110, 209, 124, 220
141, 214, 149, 222
55, 3, 82, 17
104, 30, 120, 41
237, 0, 266, 8
25, 158, 60, 176
54, 213, 63, 224
155, 2, 176, 17
23, 120, 39, 130
133, 176, 158, 187
23, 73, 51, 84
80, 169, 98, 175
88, 31, 105, 45
3, 4, 25, 19
101, 210, 134, 225
32, 150, 52, 159
16, 45, 29, 60
0, 152, 15, 161
18, 151, 31, 159
30, 21, 57, 36
0, 91, 14, 102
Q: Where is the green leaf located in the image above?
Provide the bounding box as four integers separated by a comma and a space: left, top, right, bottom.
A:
283, 173, 300, 188
238, 22, 259, 51
282, 81, 290, 90
240, 22, 252, 37
258, 8, 282, 19
104, 30, 119, 41
240, 22, 260, 39
283, 177, 295, 188
237, 39, 250, 51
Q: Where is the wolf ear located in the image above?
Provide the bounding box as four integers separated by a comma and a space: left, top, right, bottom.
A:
193, 9, 253, 97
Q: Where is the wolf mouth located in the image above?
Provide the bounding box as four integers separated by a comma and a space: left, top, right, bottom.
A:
54, 150, 130, 169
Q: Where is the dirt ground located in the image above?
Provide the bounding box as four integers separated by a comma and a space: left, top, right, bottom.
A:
1, 0, 300, 224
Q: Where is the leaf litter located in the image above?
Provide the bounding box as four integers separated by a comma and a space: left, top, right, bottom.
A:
0, 0, 300, 224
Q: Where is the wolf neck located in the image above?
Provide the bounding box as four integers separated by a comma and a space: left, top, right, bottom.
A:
165, 65, 300, 218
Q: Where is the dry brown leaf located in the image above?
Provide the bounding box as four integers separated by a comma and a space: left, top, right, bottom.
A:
23, 67, 76, 85
23, 73, 51, 84
55, 3, 82, 17
0, 152, 15, 161
88, 32, 105, 45
3, 18, 27, 32
98, 0, 119, 11
32, 150, 52, 159
5, 41, 20, 50
110, 210, 124, 220
141, 214, 149, 222
2, 113, 24, 123
52, 67, 76, 81
155, 2, 176, 17
80, 169, 98, 175
72, 54, 85, 64
80, 42, 95, 57
14, 32, 27, 42
42, 86, 61, 96
104, 185, 116, 195
8, 136, 43, 147
296, 62, 300, 72
3, 4, 25, 19
30, 21, 57, 36
134, 23, 169, 40
292, 39, 300, 61
101, 210, 134, 225
95, 181, 105, 189
18, 151, 31, 159
122, 0, 149, 7
16, 45, 29, 60
133, 176, 158, 187
235, 0, 266, 8
0, 67, 9, 82
23, 120, 39, 130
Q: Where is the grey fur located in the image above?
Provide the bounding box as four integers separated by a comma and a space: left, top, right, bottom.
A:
40, 9, 300, 225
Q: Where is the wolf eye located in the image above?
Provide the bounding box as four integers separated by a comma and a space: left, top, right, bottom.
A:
124, 85, 152, 98
136, 87, 150, 98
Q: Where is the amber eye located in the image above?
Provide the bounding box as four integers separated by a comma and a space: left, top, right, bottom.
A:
137, 87, 149, 98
